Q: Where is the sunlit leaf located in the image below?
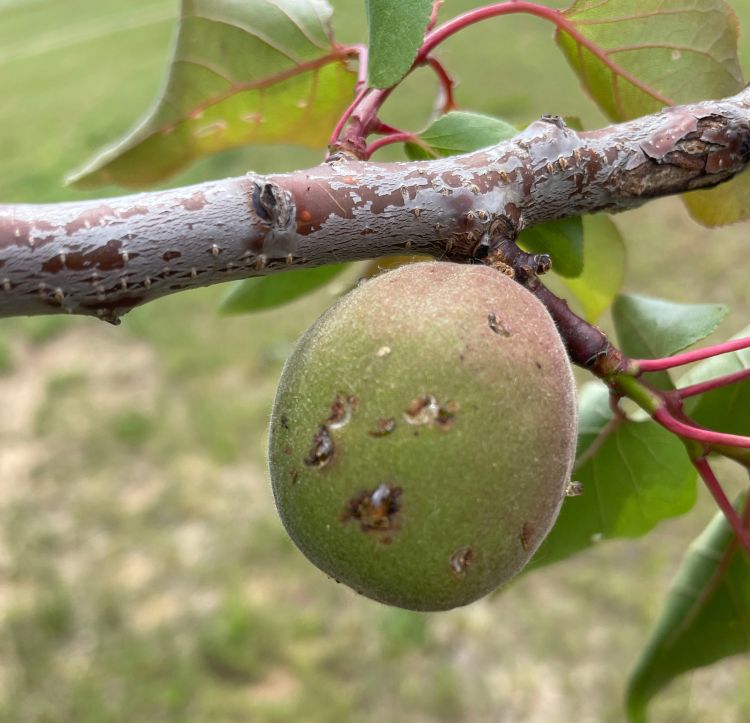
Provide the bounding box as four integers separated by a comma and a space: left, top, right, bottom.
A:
556, 0, 747, 225
561, 214, 625, 322
625, 495, 750, 723
219, 263, 347, 314
69, 0, 356, 189
683, 170, 750, 226
557, 0, 743, 121
528, 383, 696, 571
404, 111, 517, 159
366, 0, 433, 88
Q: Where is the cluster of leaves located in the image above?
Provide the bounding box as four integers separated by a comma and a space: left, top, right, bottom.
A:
66, 0, 750, 719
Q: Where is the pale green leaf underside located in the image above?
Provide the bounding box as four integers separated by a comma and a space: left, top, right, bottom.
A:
557, 0, 743, 120
69, 0, 355, 189
561, 214, 625, 322
557, 0, 747, 225
625, 495, 750, 722
366, 0, 432, 88
219, 263, 347, 314
528, 383, 696, 571
683, 169, 750, 226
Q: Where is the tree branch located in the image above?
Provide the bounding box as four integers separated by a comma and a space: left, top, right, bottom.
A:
1, 88, 749, 323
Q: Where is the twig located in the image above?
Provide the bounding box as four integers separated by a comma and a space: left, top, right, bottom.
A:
2, 87, 750, 320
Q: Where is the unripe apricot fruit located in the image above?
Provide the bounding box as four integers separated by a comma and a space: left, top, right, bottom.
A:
269, 262, 577, 611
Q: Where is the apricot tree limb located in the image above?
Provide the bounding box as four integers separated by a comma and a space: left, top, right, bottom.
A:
0, 87, 749, 323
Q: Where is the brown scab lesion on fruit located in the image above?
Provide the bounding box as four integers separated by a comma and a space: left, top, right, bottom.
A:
519, 522, 534, 551
403, 395, 459, 430
304, 426, 334, 468
326, 393, 359, 430
368, 418, 396, 437
487, 311, 511, 336
303, 393, 359, 470
342, 482, 402, 533
449, 546, 474, 579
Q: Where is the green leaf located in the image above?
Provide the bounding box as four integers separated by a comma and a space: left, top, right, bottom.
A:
556, 0, 747, 225
69, 0, 356, 189
404, 111, 518, 159
518, 217, 583, 279
625, 495, 750, 723
561, 214, 625, 322
679, 324, 750, 438
366, 0, 433, 88
613, 294, 728, 389
528, 383, 696, 571
557, 0, 743, 121
219, 263, 347, 314
683, 170, 750, 227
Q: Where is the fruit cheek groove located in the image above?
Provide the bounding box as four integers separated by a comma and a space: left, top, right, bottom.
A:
268, 261, 578, 612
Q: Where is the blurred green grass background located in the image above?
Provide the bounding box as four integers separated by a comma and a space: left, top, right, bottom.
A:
0, 1, 749, 721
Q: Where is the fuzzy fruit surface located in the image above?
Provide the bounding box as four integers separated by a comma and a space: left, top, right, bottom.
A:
269, 262, 577, 611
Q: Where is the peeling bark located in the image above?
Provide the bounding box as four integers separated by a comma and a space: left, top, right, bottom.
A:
1, 88, 748, 322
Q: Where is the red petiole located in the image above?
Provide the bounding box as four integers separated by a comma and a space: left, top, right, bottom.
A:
675, 367, 750, 400
693, 457, 750, 555
635, 337, 750, 373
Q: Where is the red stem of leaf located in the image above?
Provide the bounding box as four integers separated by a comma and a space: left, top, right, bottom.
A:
693, 457, 750, 555
425, 55, 458, 112
653, 408, 750, 449
636, 337, 750, 373
742, 490, 750, 526
328, 84, 369, 149
676, 367, 750, 400
366, 132, 424, 158
353, 44, 369, 90
417, 2, 672, 106
370, 120, 402, 135
427, 0, 444, 32
330, 0, 677, 155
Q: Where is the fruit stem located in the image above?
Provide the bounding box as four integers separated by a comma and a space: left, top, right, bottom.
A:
522, 275, 631, 377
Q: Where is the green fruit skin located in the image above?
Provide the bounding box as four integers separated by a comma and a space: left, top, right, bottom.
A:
269, 262, 577, 611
